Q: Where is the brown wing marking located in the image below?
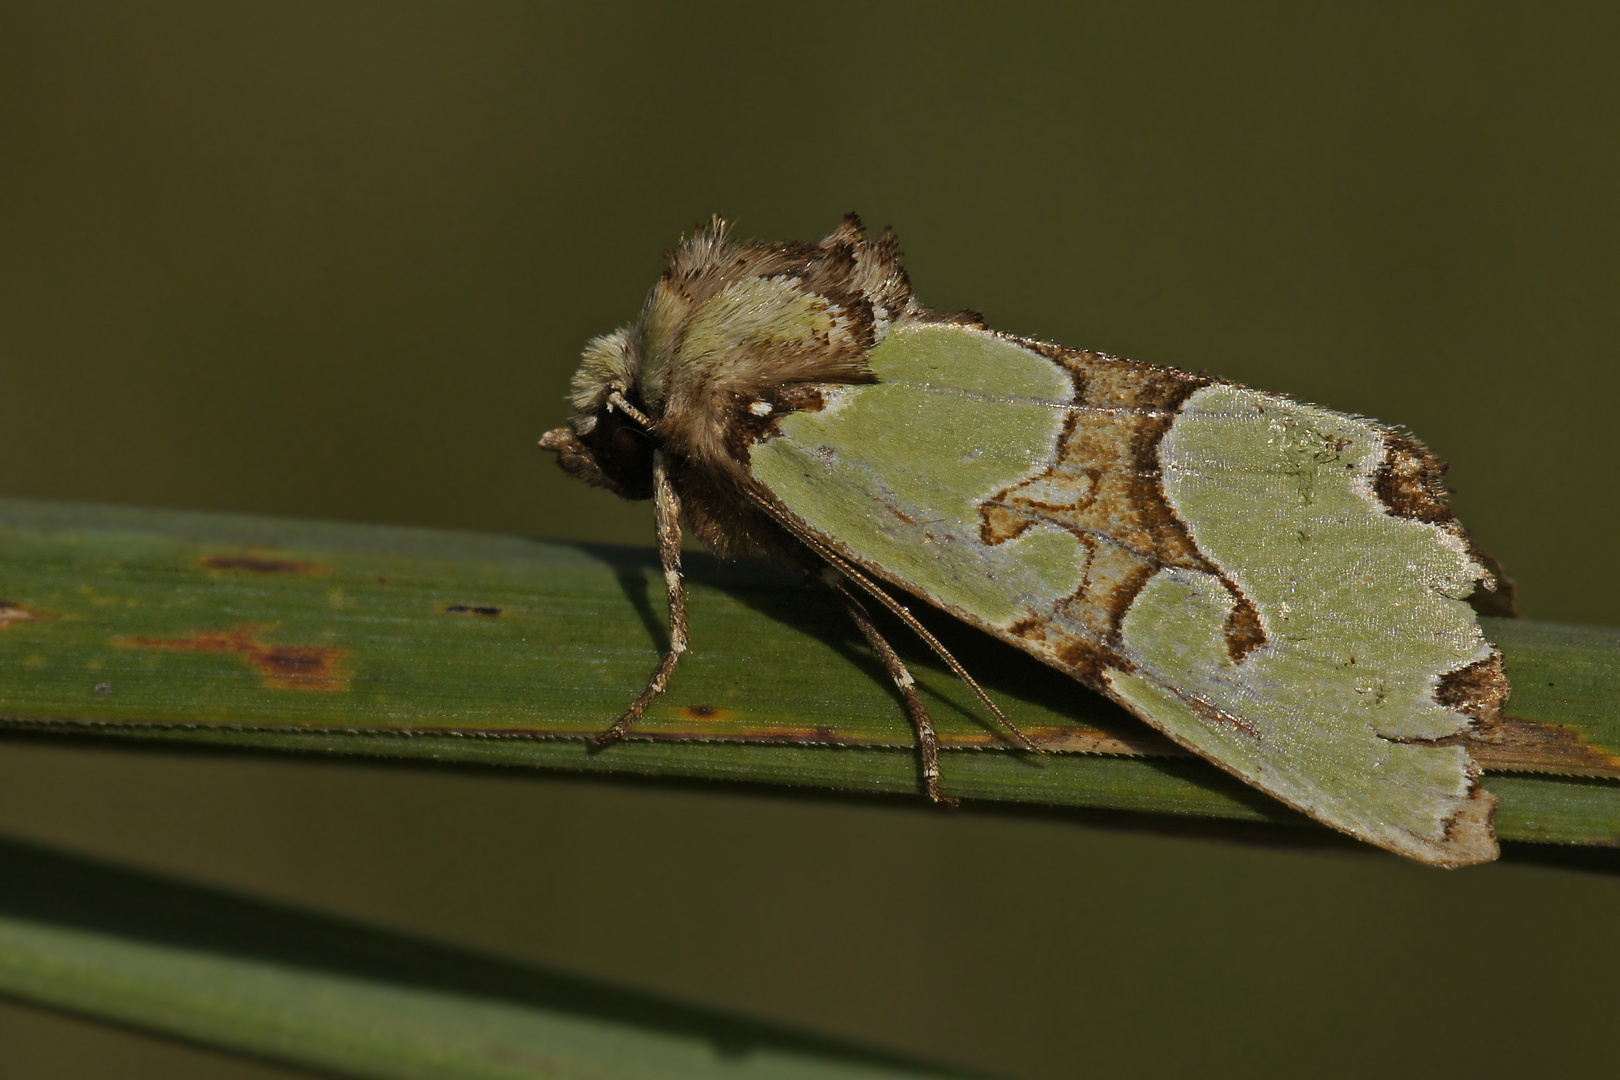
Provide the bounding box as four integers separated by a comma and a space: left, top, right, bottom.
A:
1373, 432, 1514, 730
977, 339, 1265, 682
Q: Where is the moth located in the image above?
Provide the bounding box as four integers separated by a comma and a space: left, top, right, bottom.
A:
540, 216, 1513, 867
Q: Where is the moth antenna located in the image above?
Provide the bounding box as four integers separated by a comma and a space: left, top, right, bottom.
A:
589, 450, 686, 750
833, 582, 956, 807
605, 389, 654, 430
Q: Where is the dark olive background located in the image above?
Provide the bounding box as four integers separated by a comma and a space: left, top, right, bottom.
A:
2, 4, 1618, 1078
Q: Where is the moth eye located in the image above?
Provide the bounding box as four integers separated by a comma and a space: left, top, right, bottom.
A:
574, 404, 655, 500
748, 401, 773, 417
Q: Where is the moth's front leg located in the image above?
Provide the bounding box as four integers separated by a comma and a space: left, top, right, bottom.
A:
589, 449, 687, 750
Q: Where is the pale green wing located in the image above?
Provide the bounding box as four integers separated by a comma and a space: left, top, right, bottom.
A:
1104, 385, 1497, 865
752, 324, 1088, 625
748, 323, 1497, 865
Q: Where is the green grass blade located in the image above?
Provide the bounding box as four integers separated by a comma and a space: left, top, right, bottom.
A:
2, 496, 1618, 846
0, 835, 966, 1080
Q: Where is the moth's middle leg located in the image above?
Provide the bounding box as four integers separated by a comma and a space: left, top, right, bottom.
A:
830, 576, 956, 807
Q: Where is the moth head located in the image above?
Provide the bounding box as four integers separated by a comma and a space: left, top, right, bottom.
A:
543, 214, 931, 496
539, 327, 656, 500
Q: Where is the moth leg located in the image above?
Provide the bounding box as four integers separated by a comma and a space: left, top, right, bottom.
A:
589, 449, 686, 751
821, 559, 1044, 756
745, 494, 1046, 755
832, 579, 957, 808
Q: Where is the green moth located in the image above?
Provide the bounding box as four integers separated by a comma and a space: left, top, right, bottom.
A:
540, 216, 1513, 867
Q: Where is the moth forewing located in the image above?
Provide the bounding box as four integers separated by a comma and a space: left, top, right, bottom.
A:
544, 215, 1510, 866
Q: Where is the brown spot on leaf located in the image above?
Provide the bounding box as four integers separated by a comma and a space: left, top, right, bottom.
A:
202, 555, 325, 575
680, 704, 732, 721
0, 602, 43, 629
1010, 726, 1176, 755
116, 627, 349, 691
1473, 717, 1620, 779
443, 604, 503, 616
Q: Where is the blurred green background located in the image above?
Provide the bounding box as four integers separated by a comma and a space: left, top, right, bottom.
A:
2, 3, 1617, 1078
